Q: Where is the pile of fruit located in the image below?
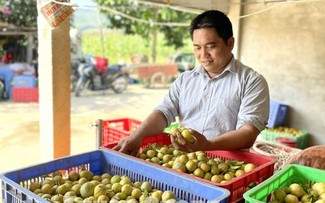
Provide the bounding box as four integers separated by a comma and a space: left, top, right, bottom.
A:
269, 182, 325, 203
136, 143, 257, 184
266, 127, 303, 136
25, 169, 181, 203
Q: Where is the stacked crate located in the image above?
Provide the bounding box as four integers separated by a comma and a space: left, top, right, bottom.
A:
97, 118, 277, 202
12, 75, 38, 102
260, 100, 309, 149
0, 149, 230, 203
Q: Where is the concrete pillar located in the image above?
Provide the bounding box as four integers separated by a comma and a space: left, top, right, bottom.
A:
228, 0, 243, 59
26, 34, 33, 64
37, 1, 71, 161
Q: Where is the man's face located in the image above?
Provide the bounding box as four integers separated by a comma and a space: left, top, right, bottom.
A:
192, 28, 234, 77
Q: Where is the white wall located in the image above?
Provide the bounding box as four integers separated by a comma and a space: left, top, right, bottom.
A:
234, 1, 325, 146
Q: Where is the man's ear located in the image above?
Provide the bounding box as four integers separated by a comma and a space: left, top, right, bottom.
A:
227, 36, 235, 50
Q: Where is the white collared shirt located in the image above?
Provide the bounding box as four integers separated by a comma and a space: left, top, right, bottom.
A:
155, 57, 270, 140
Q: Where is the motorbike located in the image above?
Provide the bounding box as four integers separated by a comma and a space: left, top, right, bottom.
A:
70, 57, 82, 92
74, 55, 129, 97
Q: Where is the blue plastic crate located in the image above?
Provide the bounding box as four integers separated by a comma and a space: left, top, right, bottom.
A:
13, 75, 37, 88
0, 149, 230, 203
267, 100, 288, 128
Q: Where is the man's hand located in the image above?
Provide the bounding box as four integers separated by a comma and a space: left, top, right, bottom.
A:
112, 136, 142, 156
170, 129, 210, 152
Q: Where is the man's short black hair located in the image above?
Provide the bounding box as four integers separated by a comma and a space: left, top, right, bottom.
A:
189, 10, 233, 44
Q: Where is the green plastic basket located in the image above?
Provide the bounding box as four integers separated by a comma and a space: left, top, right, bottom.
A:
260, 129, 309, 149
243, 164, 325, 203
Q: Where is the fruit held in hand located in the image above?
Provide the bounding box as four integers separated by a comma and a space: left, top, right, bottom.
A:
169, 127, 196, 143
182, 129, 195, 143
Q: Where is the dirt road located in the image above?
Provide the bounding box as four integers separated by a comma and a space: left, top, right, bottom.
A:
0, 84, 168, 173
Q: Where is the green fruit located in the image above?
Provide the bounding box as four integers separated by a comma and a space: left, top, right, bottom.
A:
52, 170, 63, 177
211, 175, 223, 183
97, 194, 109, 202
284, 194, 299, 203
193, 168, 204, 178
169, 127, 180, 136
80, 182, 95, 198
101, 173, 111, 180
273, 189, 287, 203
112, 182, 122, 193
51, 194, 64, 202
121, 184, 133, 196
289, 183, 305, 198
161, 191, 176, 202
110, 175, 121, 184
172, 161, 186, 173
94, 184, 107, 199
300, 194, 312, 203
185, 160, 197, 172
64, 191, 77, 198
131, 188, 142, 199
28, 182, 41, 192
71, 183, 81, 196
79, 170, 93, 181
92, 175, 101, 181
151, 190, 163, 201
41, 184, 53, 195
140, 181, 152, 192
68, 171, 80, 181
181, 129, 195, 143
57, 184, 69, 195
78, 177, 88, 185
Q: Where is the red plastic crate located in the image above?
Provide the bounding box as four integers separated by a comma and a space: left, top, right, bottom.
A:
96, 118, 141, 148
12, 87, 38, 102
103, 133, 276, 203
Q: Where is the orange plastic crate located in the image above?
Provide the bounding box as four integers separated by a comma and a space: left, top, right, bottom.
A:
102, 133, 276, 203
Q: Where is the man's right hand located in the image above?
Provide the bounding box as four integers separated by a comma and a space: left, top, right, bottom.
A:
112, 136, 142, 156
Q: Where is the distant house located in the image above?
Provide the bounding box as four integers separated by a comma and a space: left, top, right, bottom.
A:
0, 22, 37, 64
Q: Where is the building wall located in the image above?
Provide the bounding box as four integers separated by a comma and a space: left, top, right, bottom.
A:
235, 1, 325, 146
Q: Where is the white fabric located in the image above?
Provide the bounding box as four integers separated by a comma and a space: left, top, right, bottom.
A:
155, 56, 270, 140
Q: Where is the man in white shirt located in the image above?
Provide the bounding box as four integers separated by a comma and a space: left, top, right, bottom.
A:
113, 10, 270, 155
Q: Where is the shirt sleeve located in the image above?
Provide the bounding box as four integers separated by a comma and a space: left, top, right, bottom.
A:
236, 72, 270, 132
154, 74, 182, 126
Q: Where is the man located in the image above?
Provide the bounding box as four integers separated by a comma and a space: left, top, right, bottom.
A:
113, 10, 270, 155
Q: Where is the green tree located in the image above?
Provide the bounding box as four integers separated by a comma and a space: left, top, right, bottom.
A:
0, 0, 37, 28
95, 0, 197, 62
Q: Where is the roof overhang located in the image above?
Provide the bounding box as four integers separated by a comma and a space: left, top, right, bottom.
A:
138, 0, 230, 14
0, 22, 36, 36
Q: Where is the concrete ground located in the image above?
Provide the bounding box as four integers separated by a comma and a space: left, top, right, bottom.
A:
0, 84, 169, 173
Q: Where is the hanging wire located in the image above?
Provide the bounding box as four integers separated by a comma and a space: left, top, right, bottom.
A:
72, 0, 325, 27
99, 6, 189, 27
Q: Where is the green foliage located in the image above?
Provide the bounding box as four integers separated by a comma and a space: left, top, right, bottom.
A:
95, 0, 197, 49
81, 29, 193, 64
0, 0, 37, 28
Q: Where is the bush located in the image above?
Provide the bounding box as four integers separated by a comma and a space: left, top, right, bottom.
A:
81, 29, 193, 64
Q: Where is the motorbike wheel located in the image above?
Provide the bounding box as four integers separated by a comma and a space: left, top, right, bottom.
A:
74, 77, 89, 97
112, 76, 128, 94
0, 80, 5, 100
70, 74, 78, 92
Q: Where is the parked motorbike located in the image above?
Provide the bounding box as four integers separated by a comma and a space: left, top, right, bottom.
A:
70, 57, 82, 92
74, 55, 129, 97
